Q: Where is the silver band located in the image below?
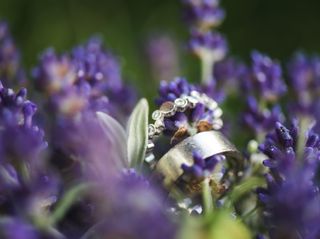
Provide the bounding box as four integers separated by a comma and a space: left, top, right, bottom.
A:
155, 130, 243, 188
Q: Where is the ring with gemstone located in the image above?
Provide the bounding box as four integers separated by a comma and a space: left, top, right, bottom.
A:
146, 90, 223, 164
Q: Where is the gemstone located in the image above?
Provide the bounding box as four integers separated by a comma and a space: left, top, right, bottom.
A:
159, 101, 176, 116
152, 110, 162, 120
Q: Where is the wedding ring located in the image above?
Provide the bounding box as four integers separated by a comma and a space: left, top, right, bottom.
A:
155, 130, 243, 188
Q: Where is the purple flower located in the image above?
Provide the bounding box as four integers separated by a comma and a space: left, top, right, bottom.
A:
83, 169, 177, 239
258, 121, 320, 239
241, 52, 286, 134
183, 0, 225, 30
189, 30, 228, 63
0, 82, 46, 165
0, 83, 60, 238
146, 35, 180, 82
243, 96, 284, 134
33, 37, 136, 121
181, 151, 224, 179
241, 52, 286, 101
156, 77, 196, 105
0, 22, 26, 88
202, 57, 245, 102
287, 53, 320, 132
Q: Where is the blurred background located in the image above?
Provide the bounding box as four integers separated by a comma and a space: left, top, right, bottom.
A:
1, 0, 320, 98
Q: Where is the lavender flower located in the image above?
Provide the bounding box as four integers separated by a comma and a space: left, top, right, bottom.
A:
258, 121, 320, 239
242, 52, 286, 101
203, 57, 244, 102
0, 82, 46, 165
183, 0, 225, 31
0, 83, 60, 238
241, 52, 286, 134
243, 96, 284, 134
146, 35, 180, 82
33, 37, 136, 120
83, 169, 177, 239
189, 30, 228, 63
287, 53, 320, 132
181, 151, 224, 180
0, 22, 26, 88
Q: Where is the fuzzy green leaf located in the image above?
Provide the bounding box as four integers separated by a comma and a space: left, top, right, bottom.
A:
127, 98, 149, 169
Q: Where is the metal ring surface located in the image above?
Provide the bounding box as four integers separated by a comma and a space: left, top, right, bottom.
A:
155, 130, 243, 187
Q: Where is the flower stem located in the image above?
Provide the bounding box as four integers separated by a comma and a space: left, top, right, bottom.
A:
201, 56, 215, 85
202, 178, 214, 217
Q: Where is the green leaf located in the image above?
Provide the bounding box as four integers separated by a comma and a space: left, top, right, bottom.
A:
96, 111, 128, 167
127, 98, 149, 169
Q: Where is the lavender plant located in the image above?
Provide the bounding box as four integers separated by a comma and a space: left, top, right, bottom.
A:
0, 1, 319, 239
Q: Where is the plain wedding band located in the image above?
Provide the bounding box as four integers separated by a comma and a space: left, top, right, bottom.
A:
155, 130, 244, 187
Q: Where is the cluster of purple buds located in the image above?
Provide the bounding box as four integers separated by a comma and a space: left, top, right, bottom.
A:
241, 52, 286, 134
33, 37, 136, 121
0, 22, 26, 88
189, 30, 228, 64
287, 53, 320, 132
181, 151, 224, 180
183, 0, 225, 31
177, 151, 226, 196
0, 82, 59, 238
183, 0, 228, 86
258, 121, 320, 238
0, 83, 46, 164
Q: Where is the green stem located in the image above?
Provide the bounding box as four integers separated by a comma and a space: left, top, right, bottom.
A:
202, 178, 214, 217
297, 116, 311, 159
49, 183, 90, 226
201, 56, 215, 85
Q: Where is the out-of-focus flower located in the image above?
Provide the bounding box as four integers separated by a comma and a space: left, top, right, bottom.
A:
190, 30, 227, 64
202, 57, 245, 102
287, 53, 320, 132
32, 38, 137, 180
258, 121, 320, 239
183, 0, 225, 31
83, 168, 177, 239
146, 35, 180, 82
0, 22, 26, 88
33, 37, 136, 121
241, 52, 286, 134
242, 52, 286, 102
243, 96, 284, 134
0, 82, 60, 238
0, 82, 46, 166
